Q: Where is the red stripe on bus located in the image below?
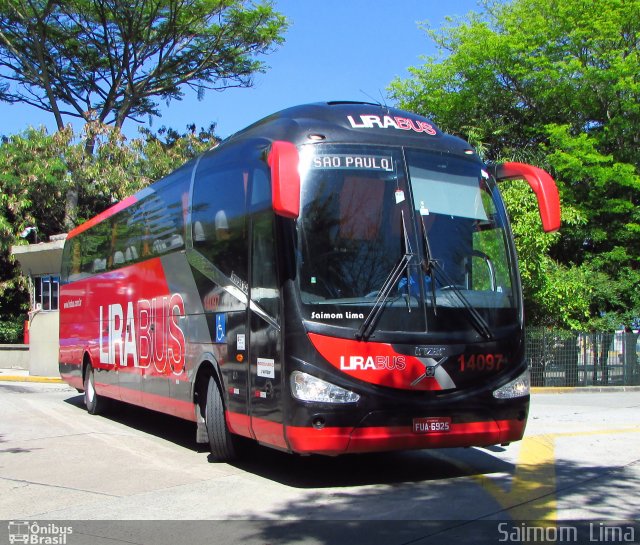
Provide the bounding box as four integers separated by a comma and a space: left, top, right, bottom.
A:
91, 378, 196, 422
121, 387, 196, 422
226, 411, 254, 439
68, 195, 139, 239
227, 411, 287, 449
308, 332, 443, 391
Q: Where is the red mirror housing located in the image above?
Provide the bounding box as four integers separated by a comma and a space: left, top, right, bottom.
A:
268, 140, 300, 219
494, 162, 561, 232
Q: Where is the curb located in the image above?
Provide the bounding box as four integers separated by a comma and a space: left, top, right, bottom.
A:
0, 375, 63, 383
532, 385, 640, 394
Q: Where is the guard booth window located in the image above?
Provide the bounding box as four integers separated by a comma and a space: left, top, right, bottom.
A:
33, 275, 59, 311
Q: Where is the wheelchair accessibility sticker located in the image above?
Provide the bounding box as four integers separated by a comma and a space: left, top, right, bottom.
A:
215, 313, 226, 343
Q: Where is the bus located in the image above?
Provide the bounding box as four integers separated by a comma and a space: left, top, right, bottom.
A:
59, 102, 561, 461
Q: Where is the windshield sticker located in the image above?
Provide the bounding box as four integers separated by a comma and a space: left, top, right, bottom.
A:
257, 357, 275, 378
311, 311, 365, 320
311, 154, 394, 171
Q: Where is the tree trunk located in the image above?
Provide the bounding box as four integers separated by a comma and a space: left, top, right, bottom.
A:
63, 135, 96, 231
63, 185, 79, 232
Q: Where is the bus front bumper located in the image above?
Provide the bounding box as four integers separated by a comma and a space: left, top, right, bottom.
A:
284, 417, 527, 456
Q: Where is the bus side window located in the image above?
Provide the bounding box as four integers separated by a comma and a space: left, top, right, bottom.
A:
81, 219, 111, 276
192, 157, 248, 282
250, 167, 271, 209
250, 167, 279, 321
135, 172, 188, 258
61, 237, 82, 283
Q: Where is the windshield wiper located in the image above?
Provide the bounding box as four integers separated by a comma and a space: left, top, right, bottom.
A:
418, 215, 438, 314
356, 211, 413, 341
418, 214, 493, 340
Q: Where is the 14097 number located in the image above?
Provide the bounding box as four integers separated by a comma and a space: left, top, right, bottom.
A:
457, 353, 506, 372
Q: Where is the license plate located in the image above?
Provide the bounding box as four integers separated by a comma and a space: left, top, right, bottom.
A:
412, 417, 452, 434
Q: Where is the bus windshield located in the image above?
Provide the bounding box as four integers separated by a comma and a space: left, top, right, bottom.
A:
297, 144, 520, 338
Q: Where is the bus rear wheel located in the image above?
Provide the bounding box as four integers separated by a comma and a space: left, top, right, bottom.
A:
84, 365, 106, 415
205, 376, 237, 462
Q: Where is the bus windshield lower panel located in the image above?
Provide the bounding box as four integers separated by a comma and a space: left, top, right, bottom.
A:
296, 144, 520, 339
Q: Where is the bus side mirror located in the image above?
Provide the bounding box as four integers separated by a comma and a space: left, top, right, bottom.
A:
493, 162, 561, 232
268, 140, 300, 219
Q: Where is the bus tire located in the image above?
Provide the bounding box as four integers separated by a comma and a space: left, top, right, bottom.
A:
205, 376, 236, 462
84, 365, 105, 415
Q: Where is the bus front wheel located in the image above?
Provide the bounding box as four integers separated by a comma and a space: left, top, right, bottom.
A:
205, 376, 237, 462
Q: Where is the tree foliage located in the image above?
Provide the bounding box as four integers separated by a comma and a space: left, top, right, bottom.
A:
0, 0, 285, 230
0, 0, 288, 129
389, 0, 640, 330
0, 122, 216, 340
0, 127, 69, 340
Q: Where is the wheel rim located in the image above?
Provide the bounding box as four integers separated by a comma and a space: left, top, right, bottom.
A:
85, 372, 95, 404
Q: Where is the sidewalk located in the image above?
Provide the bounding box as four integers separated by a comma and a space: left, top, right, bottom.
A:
0, 368, 63, 383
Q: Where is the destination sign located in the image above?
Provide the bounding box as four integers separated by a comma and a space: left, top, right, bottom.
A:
311, 154, 394, 171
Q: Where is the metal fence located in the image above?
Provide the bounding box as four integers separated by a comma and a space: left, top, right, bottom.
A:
526, 328, 640, 387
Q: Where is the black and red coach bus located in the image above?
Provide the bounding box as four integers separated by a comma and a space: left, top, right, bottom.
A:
59, 102, 560, 461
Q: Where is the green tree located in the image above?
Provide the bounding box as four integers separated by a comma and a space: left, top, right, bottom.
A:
499, 180, 591, 329
389, 0, 640, 330
0, 122, 216, 341
0, 0, 287, 228
0, 0, 287, 130
0, 127, 69, 341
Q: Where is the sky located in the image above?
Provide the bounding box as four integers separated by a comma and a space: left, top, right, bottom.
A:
0, 0, 481, 140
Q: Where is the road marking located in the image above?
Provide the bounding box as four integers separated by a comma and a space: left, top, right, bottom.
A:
0, 375, 63, 383
476, 434, 556, 520
552, 427, 640, 438
476, 427, 640, 521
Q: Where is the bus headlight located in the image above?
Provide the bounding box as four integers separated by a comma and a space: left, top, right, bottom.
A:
493, 369, 530, 399
291, 371, 360, 404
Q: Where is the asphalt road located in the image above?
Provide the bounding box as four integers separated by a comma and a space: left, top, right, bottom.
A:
1, 382, 639, 544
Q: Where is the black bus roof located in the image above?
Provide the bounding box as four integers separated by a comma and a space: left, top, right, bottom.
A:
223, 101, 475, 155
68, 102, 476, 239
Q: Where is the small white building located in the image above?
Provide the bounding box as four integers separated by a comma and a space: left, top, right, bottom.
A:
11, 234, 66, 377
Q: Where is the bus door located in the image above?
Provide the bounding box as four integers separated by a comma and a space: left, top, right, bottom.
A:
247, 168, 285, 448
190, 153, 253, 432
